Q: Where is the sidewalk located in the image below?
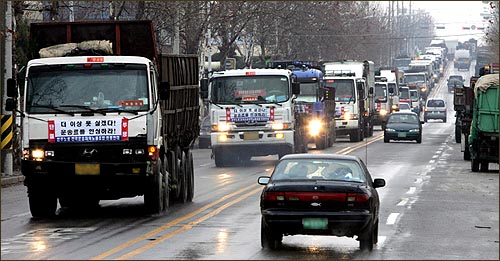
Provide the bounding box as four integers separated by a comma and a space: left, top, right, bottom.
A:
1, 169, 24, 187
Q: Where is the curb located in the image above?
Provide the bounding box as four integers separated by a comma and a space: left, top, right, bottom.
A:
1, 175, 24, 187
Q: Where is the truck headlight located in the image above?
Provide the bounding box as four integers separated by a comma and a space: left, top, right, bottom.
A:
308, 119, 322, 136
215, 122, 230, 132
271, 123, 289, 130
31, 149, 45, 161
421, 87, 427, 92
379, 109, 388, 116
343, 112, 352, 120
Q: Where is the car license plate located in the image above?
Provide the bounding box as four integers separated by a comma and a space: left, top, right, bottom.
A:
398, 132, 407, 138
302, 218, 328, 230
75, 163, 100, 175
243, 132, 259, 140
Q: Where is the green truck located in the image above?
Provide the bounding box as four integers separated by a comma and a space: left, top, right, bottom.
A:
469, 73, 499, 172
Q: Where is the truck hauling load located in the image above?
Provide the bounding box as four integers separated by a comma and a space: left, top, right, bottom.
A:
5, 20, 200, 217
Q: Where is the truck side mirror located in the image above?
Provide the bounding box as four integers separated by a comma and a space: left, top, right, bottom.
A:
368, 87, 374, 95
159, 81, 170, 100
7, 78, 17, 97
200, 78, 209, 99
292, 82, 300, 95
5, 98, 16, 111
388, 87, 394, 94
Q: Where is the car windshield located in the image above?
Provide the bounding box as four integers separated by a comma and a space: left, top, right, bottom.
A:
271, 159, 366, 183
211, 75, 289, 104
388, 114, 419, 124
427, 100, 445, 107
400, 103, 410, 110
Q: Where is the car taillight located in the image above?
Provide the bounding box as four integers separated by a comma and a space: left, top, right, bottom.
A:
263, 192, 285, 201
347, 193, 369, 202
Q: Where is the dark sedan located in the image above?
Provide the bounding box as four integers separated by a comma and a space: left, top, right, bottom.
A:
383, 112, 424, 143
258, 154, 385, 251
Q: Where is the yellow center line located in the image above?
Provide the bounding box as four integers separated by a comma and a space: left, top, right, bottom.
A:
92, 131, 384, 259
114, 187, 263, 260
90, 184, 260, 260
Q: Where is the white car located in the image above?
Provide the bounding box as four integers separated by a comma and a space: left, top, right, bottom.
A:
399, 103, 412, 112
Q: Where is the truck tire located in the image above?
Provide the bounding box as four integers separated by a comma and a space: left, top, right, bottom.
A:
28, 185, 57, 218
480, 161, 489, 172
315, 135, 327, 150
455, 125, 461, 143
177, 151, 188, 204
144, 157, 167, 214
350, 129, 361, 142
186, 150, 194, 202
328, 130, 336, 147
214, 148, 227, 167
471, 158, 480, 172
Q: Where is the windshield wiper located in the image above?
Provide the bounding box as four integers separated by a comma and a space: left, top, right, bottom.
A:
267, 101, 283, 107
210, 101, 223, 109
29, 105, 75, 116
95, 107, 139, 115
59, 105, 106, 115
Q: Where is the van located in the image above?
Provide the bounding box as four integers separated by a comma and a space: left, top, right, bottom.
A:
424, 98, 447, 122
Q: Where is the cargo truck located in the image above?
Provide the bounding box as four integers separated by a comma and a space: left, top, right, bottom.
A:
469, 74, 499, 172
200, 68, 309, 167
5, 20, 199, 217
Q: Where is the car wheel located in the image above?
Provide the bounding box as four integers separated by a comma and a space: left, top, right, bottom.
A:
443, 117, 447, 123
383, 135, 389, 143
261, 218, 282, 250
416, 135, 422, 144
359, 221, 374, 251
424, 117, 428, 123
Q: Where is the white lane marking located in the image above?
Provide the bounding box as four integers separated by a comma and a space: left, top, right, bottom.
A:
432, 155, 439, 158
397, 198, 409, 206
429, 160, 435, 164
386, 213, 400, 225
375, 236, 387, 248
199, 163, 212, 167
406, 187, 416, 194
415, 178, 423, 184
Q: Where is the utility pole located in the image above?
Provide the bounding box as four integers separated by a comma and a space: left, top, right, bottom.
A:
0, 0, 5, 174
2, 0, 13, 176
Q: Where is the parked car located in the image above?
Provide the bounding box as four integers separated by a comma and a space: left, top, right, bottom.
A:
198, 116, 211, 149
424, 98, 447, 122
257, 154, 386, 251
384, 111, 424, 143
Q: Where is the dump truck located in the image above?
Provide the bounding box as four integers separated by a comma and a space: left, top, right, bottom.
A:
469, 73, 499, 172
453, 77, 476, 160
5, 20, 199, 217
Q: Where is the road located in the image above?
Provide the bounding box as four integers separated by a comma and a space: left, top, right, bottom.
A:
1, 61, 498, 260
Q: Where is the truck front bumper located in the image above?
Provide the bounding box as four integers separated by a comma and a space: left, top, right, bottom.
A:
211, 130, 294, 156
335, 119, 359, 136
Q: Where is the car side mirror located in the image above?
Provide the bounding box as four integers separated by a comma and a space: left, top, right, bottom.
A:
420, 121, 425, 124
159, 81, 170, 100
373, 178, 386, 188
258, 176, 270, 185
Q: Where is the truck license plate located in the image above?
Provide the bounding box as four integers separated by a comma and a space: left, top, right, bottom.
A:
243, 132, 259, 140
75, 163, 100, 175
303, 218, 328, 229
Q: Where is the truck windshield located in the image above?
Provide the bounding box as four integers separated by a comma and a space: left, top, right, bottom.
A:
211, 75, 289, 104
410, 91, 419, 101
400, 89, 410, 99
296, 82, 320, 103
325, 79, 355, 103
375, 84, 387, 102
393, 59, 411, 67
26, 64, 149, 114
405, 75, 426, 83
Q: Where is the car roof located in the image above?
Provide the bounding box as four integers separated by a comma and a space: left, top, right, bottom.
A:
427, 98, 445, 101
280, 153, 361, 162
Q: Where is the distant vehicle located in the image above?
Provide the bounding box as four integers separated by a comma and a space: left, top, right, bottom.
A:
424, 98, 447, 122
258, 153, 385, 251
454, 49, 471, 71
383, 112, 424, 143
448, 79, 464, 93
399, 102, 412, 112
198, 116, 211, 149
448, 75, 464, 82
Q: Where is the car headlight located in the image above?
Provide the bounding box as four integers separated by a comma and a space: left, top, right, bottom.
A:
308, 119, 322, 136
379, 109, 388, 116
385, 128, 396, 132
409, 129, 420, 132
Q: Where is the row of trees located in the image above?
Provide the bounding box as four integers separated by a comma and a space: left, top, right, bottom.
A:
10, 1, 497, 70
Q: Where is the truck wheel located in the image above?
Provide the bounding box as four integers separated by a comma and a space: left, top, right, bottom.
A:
328, 130, 336, 147
144, 158, 166, 214
464, 139, 471, 160
28, 185, 57, 218
214, 149, 226, 167
471, 158, 480, 172
186, 150, 194, 202
480, 161, 489, 172
350, 129, 361, 142
177, 151, 188, 203
315, 136, 327, 150
161, 154, 170, 210
455, 125, 461, 143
